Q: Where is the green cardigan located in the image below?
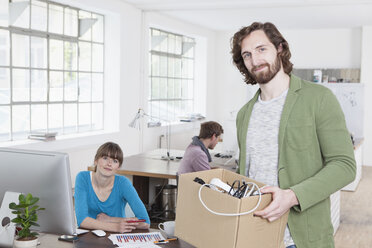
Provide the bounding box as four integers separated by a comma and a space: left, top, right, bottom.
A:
236, 75, 356, 248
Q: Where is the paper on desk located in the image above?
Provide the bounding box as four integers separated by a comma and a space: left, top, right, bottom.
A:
114, 243, 160, 248
108, 232, 165, 247
76, 228, 89, 235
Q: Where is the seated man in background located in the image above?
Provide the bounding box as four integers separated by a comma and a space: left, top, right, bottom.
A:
178, 121, 223, 174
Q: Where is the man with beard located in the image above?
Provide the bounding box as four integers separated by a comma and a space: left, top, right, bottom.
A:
231, 22, 355, 248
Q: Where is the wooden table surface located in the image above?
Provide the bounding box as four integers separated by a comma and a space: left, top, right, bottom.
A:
88, 149, 236, 180
38, 229, 195, 248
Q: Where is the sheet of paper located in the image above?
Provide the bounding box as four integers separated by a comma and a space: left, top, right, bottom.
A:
108, 232, 165, 247
114, 243, 160, 248
76, 228, 89, 235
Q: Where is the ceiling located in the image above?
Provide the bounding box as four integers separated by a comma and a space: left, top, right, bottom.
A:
123, 0, 372, 31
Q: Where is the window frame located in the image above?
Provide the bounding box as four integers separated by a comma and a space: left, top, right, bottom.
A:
0, 0, 105, 142
148, 27, 195, 124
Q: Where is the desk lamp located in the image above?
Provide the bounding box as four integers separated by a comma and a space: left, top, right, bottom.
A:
129, 108, 174, 160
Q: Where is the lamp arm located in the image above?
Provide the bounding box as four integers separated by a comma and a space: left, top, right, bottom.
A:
137, 109, 172, 159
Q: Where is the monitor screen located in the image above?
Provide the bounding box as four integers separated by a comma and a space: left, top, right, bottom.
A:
0, 148, 76, 235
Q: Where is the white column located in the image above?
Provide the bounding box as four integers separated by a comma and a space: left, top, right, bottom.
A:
361, 26, 372, 166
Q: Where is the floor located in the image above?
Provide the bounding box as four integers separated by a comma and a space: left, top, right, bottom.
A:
334, 166, 372, 248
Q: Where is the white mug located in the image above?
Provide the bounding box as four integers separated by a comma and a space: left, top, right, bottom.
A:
158, 221, 175, 237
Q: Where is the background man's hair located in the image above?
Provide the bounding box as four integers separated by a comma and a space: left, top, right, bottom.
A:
231, 22, 293, 85
199, 121, 224, 139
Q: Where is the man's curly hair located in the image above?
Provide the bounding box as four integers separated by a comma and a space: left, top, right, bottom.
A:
231, 22, 293, 85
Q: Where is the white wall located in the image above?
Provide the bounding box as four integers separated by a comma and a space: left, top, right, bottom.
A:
361, 26, 372, 166
212, 27, 367, 161
283, 28, 362, 69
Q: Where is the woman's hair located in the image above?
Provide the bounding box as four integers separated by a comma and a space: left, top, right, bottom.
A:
231, 22, 293, 85
199, 121, 224, 139
93, 142, 124, 171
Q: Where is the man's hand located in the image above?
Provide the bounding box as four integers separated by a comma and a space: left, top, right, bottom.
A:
254, 186, 299, 222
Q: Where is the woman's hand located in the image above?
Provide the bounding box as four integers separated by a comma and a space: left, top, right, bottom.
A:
115, 220, 138, 233
122, 217, 150, 230
95, 214, 150, 232
96, 213, 111, 222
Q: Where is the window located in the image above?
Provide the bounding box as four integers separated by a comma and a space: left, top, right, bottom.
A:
0, 0, 104, 142
148, 28, 195, 123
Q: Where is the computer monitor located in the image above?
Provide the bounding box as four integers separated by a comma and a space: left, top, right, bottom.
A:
0, 148, 76, 235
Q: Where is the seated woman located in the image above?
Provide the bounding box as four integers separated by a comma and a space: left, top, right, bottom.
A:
74, 142, 150, 232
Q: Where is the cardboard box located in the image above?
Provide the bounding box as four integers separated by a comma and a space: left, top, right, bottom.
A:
175, 169, 288, 248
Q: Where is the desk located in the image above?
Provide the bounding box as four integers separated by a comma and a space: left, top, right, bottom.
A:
38, 229, 194, 248
88, 149, 236, 206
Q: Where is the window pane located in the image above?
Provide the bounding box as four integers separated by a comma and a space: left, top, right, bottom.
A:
181, 80, 188, 99
151, 54, 159, 76
92, 44, 103, 72
92, 14, 104, 43
12, 33, 30, 67
92, 102, 103, 130
175, 36, 182, 55
48, 103, 62, 133
159, 78, 167, 99
168, 57, 174, 77
168, 34, 175, 54
79, 11, 92, 41
160, 32, 167, 53
79, 72, 91, 102
31, 69, 47, 101
0, 68, 10, 104
11, 0, 30, 29
0, 106, 10, 141
48, 4, 63, 34
12, 69, 30, 102
184, 45, 194, 58
49, 71, 63, 101
174, 79, 181, 99
31, 36, 47, 68
64, 72, 78, 101
64, 8, 78, 37
78, 103, 90, 131
79, 41, 91, 71
31, 0, 47, 31
188, 59, 194, 78
151, 77, 159, 100
174, 58, 181, 78
92, 73, 103, 101
64, 103, 77, 133
182, 58, 188, 78
12, 105, 30, 140
31, 104, 47, 132
49, 39, 63, 70
0, 29, 10, 66
167, 78, 174, 99
159, 56, 167, 77
64, 41, 77, 71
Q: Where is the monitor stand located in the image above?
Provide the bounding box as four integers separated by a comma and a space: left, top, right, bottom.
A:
0, 191, 20, 248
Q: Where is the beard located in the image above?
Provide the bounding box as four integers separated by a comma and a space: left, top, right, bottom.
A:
249, 55, 281, 85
